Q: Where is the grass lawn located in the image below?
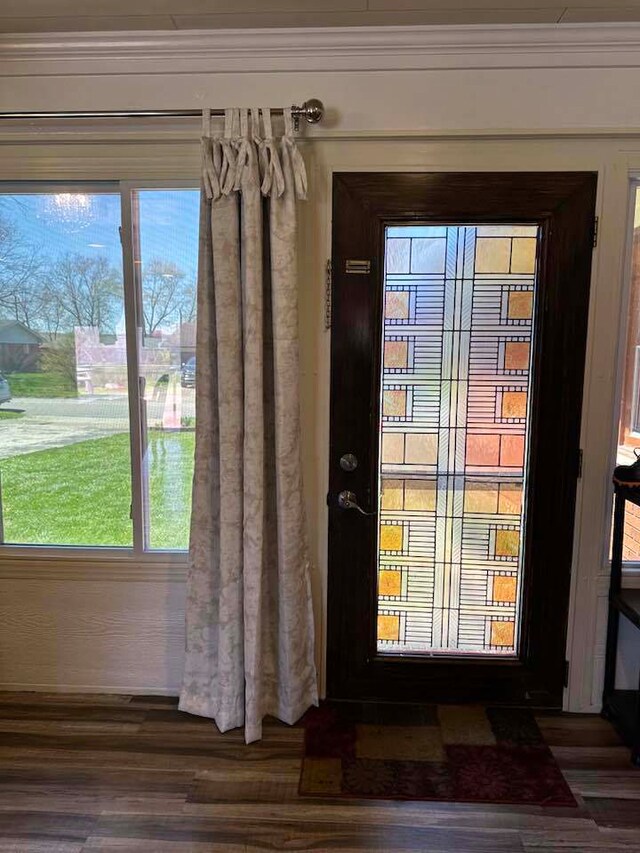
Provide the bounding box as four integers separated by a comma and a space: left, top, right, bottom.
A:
0, 430, 194, 549
0, 410, 24, 420
6, 372, 77, 398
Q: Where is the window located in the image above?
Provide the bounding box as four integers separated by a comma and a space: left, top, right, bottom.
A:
617, 182, 640, 562
0, 183, 199, 551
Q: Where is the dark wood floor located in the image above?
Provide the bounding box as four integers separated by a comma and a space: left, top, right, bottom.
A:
0, 694, 638, 852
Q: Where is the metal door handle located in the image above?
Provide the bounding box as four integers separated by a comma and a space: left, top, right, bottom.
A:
337, 490, 376, 516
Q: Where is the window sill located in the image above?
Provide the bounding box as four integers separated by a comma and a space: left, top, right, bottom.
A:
0, 547, 188, 582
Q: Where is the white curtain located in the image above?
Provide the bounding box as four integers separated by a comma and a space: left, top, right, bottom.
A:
179, 107, 318, 743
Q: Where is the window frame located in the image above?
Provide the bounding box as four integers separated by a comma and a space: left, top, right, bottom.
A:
0, 177, 200, 558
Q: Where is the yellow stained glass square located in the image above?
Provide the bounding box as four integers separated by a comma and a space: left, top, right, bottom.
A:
404, 480, 437, 511
379, 570, 401, 596
502, 391, 527, 419
380, 525, 403, 551
378, 614, 400, 642
464, 483, 499, 514
504, 341, 530, 371
495, 529, 520, 558
383, 389, 406, 418
385, 340, 408, 369
385, 291, 410, 319
381, 479, 404, 510
404, 433, 438, 464
382, 433, 404, 464
507, 291, 533, 320
493, 575, 517, 603
491, 620, 515, 647
511, 238, 537, 274
475, 238, 511, 273
498, 484, 523, 515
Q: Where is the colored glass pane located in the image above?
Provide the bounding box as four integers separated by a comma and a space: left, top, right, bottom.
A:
377, 223, 538, 655
379, 570, 402, 596
504, 341, 530, 371
385, 340, 408, 369
495, 529, 520, 558
491, 620, 515, 647
383, 389, 406, 418
405, 480, 437, 511
381, 479, 404, 510
511, 238, 537, 274
475, 238, 511, 273
493, 575, 517, 603
378, 614, 400, 641
502, 391, 527, 419
508, 291, 533, 320
380, 524, 403, 551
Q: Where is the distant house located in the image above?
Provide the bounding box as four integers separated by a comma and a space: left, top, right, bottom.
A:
0, 320, 45, 373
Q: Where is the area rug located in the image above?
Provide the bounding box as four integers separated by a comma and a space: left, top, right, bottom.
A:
299, 703, 577, 806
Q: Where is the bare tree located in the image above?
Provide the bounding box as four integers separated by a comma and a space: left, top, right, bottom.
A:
45, 253, 122, 333
0, 213, 45, 317
141, 259, 187, 335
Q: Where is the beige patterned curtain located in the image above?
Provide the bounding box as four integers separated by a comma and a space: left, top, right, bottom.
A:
179, 107, 318, 743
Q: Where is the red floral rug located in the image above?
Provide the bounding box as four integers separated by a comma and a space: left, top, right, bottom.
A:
299, 703, 577, 806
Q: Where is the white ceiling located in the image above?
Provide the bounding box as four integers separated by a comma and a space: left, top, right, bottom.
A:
3, 0, 640, 32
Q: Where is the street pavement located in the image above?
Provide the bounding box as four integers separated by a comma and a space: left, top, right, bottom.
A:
0, 391, 196, 459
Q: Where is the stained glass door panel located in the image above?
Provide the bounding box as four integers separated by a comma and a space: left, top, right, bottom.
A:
377, 224, 539, 656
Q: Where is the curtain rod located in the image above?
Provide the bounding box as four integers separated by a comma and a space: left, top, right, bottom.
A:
0, 99, 324, 132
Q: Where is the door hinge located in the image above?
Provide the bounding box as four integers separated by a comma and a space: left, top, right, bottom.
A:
592, 216, 599, 248
563, 659, 570, 687
325, 259, 332, 330
577, 448, 583, 479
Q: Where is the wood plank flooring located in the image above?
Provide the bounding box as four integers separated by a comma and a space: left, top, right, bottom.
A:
0, 693, 638, 852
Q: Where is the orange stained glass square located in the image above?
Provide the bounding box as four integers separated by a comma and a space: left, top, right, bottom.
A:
498, 484, 523, 515
404, 480, 437, 511
382, 433, 404, 464
504, 341, 530, 371
404, 433, 438, 464
383, 389, 406, 418
493, 575, 517, 603
385, 340, 408, 369
500, 434, 525, 468
475, 237, 511, 273
381, 479, 404, 510
502, 391, 527, 419
386, 291, 410, 319
466, 434, 500, 467
510, 238, 537, 274
380, 524, 403, 551
379, 570, 402, 596
464, 483, 499, 514
495, 529, 520, 558
378, 613, 400, 641
491, 620, 515, 647
507, 291, 533, 320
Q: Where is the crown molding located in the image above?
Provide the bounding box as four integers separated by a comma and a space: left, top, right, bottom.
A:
3, 23, 640, 76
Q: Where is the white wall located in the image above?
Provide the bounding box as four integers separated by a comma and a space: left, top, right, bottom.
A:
0, 23, 639, 706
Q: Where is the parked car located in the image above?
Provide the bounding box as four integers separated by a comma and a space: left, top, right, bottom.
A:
181, 357, 196, 388
0, 374, 11, 405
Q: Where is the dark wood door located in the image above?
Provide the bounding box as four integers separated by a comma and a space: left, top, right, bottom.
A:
327, 172, 597, 707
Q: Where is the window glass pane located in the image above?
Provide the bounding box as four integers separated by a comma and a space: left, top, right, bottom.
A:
0, 189, 132, 546
134, 188, 198, 550
616, 184, 640, 561
377, 223, 539, 656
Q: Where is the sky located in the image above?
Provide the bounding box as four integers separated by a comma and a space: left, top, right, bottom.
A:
0, 186, 200, 294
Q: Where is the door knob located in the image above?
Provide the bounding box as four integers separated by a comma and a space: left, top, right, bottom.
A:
337, 490, 376, 516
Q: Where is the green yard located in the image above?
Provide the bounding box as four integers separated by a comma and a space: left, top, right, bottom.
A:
6, 372, 77, 398
0, 430, 194, 549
